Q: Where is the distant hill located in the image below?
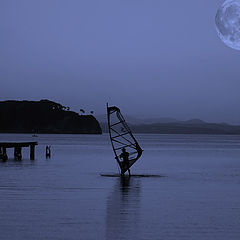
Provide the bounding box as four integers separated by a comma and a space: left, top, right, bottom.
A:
0, 100, 102, 134
184, 119, 207, 124
95, 114, 179, 125
130, 122, 240, 135
97, 114, 240, 135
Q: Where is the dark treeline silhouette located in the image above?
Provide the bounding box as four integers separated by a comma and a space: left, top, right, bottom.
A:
0, 100, 102, 134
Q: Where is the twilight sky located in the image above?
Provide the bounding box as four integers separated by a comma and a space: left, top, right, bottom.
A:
1, 0, 240, 123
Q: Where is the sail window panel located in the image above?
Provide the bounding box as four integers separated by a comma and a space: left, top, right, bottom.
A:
110, 122, 131, 139
111, 131, 130, 139
111, 130, 135, 147
109, 113, 121, 126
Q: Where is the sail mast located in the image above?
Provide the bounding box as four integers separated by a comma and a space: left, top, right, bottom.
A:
107, 103, 122, 167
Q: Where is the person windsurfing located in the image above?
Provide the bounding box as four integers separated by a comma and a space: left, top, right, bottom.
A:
120, 148, 130, 176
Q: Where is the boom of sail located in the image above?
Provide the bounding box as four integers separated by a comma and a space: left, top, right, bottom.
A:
107, 104, 143, 174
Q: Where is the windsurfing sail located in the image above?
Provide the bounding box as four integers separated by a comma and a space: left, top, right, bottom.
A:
107, 104, 143, 174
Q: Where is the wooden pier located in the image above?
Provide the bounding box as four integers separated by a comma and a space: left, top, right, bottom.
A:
0, 142, 38, 161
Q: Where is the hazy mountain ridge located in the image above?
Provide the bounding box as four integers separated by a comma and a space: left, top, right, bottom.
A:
96, 114, 222, 125
96, 114, 181, 125
130, 122, 240, 135
0, 100, 102, 134
97, 114, 240, 135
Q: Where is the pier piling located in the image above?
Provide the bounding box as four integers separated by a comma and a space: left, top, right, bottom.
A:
30, 144, 35, 160
0, 142, 37, 161
14, 147, 22, 160
2, 147, 8, 161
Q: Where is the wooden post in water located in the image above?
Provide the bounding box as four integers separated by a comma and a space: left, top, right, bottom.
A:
0, 147, 2, 160
14, 147, 22, 160
46, 145, 51, 158
30, 144, 35, 160
2, 147, 8, 161
14, 147, 17, 159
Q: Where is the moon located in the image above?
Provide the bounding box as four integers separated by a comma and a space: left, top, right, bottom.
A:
215, 0, 240, 50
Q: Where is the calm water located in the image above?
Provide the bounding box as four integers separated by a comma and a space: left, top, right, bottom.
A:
0, 134, 240, 240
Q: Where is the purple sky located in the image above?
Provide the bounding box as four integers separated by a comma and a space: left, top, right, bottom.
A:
1, 0, 240, 123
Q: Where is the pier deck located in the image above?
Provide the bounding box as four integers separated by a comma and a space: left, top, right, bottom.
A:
0, 142, 38, 160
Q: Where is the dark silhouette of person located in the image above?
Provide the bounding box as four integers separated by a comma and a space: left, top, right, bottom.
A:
120, 148, 130, 176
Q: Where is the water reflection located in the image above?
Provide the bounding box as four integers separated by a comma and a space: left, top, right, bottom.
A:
106, 176, 141, 240
0, 158, 36, 168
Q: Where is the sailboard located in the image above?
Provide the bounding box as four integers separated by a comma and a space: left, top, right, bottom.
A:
107, 104, 143, 174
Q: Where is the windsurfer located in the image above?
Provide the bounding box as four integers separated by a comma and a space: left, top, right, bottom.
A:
120, 148, 131, 176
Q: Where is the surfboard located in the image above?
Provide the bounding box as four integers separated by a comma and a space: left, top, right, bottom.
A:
100, 173, 163, 178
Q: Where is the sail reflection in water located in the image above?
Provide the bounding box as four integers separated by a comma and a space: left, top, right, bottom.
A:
105, 176, 141, 240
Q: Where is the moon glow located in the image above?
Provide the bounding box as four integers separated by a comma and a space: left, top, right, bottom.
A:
215, 0, 240, 50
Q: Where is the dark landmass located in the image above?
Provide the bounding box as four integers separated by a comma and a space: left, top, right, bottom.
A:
100, 119, 240, 135
0, 100, 102, 134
